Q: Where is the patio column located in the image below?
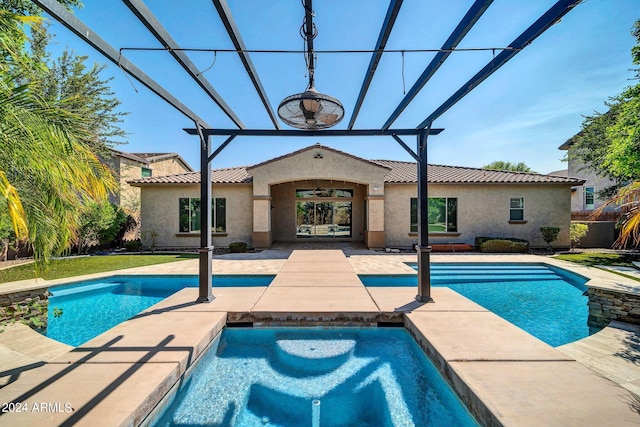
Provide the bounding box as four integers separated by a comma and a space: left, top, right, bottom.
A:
197, 129, 213, 303
251, 177, 272, 248
416, 130, 433, 302
366, 185, 385, 249
252, 196, 272, 248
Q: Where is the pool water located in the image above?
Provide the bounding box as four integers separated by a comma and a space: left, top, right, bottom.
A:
152, 327, 478, 427
360, 263, 592, 347
45, 275, 273, 346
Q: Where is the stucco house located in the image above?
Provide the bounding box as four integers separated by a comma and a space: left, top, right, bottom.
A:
129, 144, 583, 250
557, 140, 617, 215
557, 140, 618, 247
105, 149, 194, 213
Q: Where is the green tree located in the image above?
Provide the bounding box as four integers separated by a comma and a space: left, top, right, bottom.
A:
39, 49, 126, 153
540, 227, 560, 251
0, 11, 116, 265
567, 20, 640, 193
565, 19, 640, 248
594, 182, 640, 248
77, 201, 116, 254
482, 161, 536, 173
0, 210, 15, 261
0, 0, 81, 15
569, 223, 589, 251
99, 204, 128, 247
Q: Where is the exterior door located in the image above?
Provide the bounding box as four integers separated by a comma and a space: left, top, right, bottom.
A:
295, 198, 352, 239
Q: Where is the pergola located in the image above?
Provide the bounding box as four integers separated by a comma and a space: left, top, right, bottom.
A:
33, 0, 582, 303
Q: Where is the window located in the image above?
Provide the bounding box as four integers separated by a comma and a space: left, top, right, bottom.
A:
410, 198, 418, 232
584, 187, 595, 210
141, 167, 152, 178
510, 197, 524, 221
295, 188, 353, 198
179, 197, 226, 233
410, 197, 458, 232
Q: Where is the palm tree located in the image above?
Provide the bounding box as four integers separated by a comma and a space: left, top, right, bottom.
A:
594, 181, 640, 248
0, 12, 116, 264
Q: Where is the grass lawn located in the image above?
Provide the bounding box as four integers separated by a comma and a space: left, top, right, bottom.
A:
553, 252, 640, 267
0, 254, 198, 284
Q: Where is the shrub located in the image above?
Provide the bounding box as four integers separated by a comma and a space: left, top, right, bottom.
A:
479, 239, 529, 253
480, 239, 514, 253
229, 242, 248, 253
123, 239, 142, 252
511, 242, 529, 253
539, 227, 560, 250
569, 223, 589, 251
475, 236, 529, 252
77, 201, 116, 254
140, 229, 158, 253
98, 204, 128, 247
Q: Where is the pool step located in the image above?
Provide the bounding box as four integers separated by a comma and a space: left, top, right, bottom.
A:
275, 338, 356, 375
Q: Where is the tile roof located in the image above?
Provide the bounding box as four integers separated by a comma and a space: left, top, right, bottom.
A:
373, 160, 584, 184
131, 153, 173, 161
109, 150, 194, 172
129, 167, 252, 185
129, 145, 584, 186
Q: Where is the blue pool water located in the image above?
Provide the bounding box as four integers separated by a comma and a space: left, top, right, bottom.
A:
45, 275, 273, 346
360, 263, 591, 347
152, 328, 478, 427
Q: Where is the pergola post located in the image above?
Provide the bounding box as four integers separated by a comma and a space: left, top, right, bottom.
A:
197, 127, 214, 303
416, 130, 433, 302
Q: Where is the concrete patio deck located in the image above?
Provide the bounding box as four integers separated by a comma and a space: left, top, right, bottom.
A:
0, 250, 639, 425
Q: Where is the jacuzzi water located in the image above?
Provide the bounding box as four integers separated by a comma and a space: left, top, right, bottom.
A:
45, 275, 273, 346
360, 263, 592, 347
151, 327, 479, 427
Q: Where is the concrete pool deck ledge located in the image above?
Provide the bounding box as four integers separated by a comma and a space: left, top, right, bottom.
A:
0, 250, 639, 425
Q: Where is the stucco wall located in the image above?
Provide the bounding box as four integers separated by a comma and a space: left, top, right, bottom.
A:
114, 157, 192, 214
270, 180, 366, 242
567, 156, 616, 212
139, 184, 253, 248
151, 158, 191, 176
119, 159, 145, 212
248, 146, 389, 195
384, 183, 572, 248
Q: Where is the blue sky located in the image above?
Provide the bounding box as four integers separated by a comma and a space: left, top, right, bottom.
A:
42, 0, 638, 174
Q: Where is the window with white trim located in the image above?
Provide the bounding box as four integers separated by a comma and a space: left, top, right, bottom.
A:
509, 197, 524, 221
584, 187, 595, 210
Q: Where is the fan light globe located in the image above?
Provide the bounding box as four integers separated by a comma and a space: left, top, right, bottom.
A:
278, 87, 344, 130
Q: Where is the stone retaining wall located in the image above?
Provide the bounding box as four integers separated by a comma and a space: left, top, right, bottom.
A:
0, 287, 49, 329
586, 287, 640, 329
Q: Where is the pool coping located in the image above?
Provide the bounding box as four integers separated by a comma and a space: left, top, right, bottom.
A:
0, 251, 639, 425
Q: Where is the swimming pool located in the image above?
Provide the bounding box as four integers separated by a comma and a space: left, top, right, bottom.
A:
360, 263, 592, 347
151, 327, 479, 427
45, 275, 273, 346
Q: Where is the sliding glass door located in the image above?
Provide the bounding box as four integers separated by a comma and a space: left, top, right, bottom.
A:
295, 189, 352, 238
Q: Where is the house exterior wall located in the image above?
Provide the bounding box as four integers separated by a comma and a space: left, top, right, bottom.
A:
566, 152, 616, 212
139, 184, 253, 248
248, 146, 389, 246
384, 183, 572, 248
111, 156, 192, 214
150, 158, 191, 177
119, 159, 146, 212
248, 147, 389, 195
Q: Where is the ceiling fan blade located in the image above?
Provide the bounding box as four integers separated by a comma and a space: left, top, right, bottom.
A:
317, 113, 338, 125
